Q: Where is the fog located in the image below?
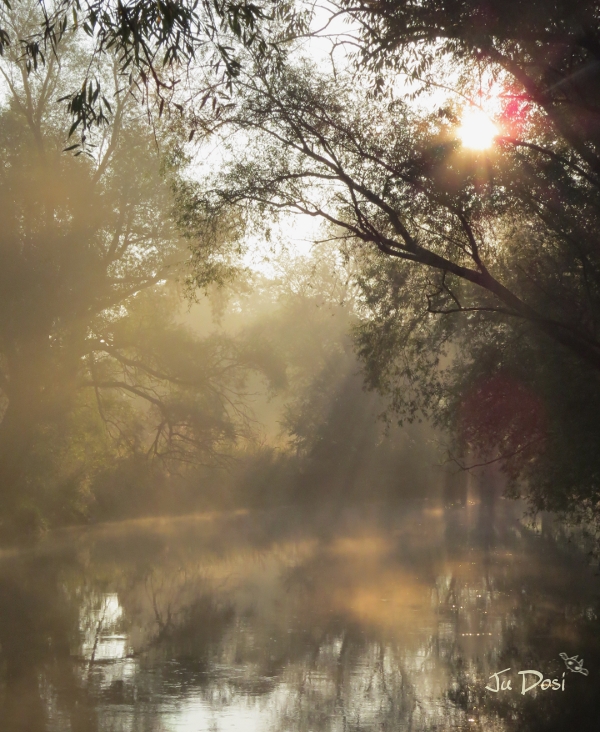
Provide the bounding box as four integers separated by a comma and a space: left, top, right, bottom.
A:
2, 0, 600, 729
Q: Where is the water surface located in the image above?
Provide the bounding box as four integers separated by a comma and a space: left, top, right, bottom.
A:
0, 496, 599, 731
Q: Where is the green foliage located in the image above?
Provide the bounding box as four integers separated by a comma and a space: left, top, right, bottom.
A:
185, 10, 600, 519
0, 30, 274, 534
354, 247, 600, 520
0, 0, 303, 150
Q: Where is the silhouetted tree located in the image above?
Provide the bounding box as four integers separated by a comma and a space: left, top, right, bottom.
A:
0, 12, 272, 529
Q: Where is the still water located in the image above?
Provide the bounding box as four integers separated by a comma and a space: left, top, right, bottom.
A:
0, 494, 599, 731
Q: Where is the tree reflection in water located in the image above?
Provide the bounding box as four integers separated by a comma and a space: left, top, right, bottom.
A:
0, 497, 599, 732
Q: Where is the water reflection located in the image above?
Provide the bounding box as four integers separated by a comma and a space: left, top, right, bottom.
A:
0, 497, 599, 731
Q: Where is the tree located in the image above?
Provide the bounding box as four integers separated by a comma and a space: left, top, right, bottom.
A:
0, 10, 269, 528
337, 0, 600, 175
181, 15, 600, 515
328, 0, 600, 513
0, 0, 303, 150
188, 60, 600, 370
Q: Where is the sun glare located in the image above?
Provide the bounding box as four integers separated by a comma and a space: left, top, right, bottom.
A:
458, 108, 499, 150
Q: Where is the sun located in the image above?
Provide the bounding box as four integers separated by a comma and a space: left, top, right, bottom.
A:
458, 107, 499, 150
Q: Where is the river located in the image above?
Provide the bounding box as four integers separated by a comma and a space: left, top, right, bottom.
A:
0, 493, 599, 731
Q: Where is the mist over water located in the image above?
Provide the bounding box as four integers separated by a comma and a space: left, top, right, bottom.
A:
1, 488, 598, 732
2, 2, 600, 729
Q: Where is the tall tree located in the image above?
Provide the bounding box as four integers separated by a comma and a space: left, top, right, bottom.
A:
0, 9, 266, 526
181, 14, 600, 516
187, 62, 600, 370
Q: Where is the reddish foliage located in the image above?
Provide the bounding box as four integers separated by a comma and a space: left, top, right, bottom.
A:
458, 372, 547, 464
498, 92, 533, 138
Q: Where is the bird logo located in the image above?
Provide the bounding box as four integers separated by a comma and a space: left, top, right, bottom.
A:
559, 653, 589, 675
